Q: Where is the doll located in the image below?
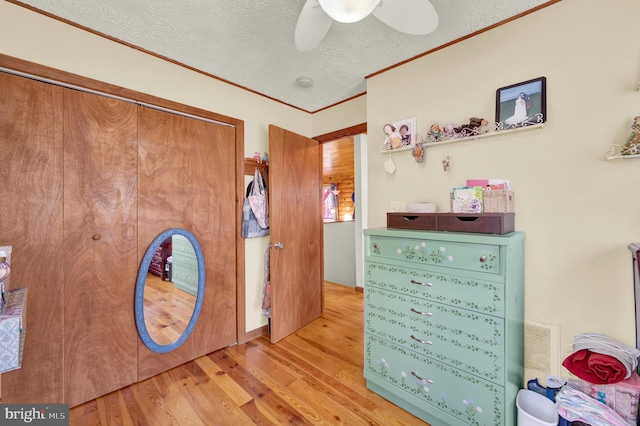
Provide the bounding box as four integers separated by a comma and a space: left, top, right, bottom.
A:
383, 124, 402, 150
621, 116, 640, 156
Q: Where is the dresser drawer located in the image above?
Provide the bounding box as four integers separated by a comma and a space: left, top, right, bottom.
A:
172, 261, 198, 295
366, 286, 504, 383
368, 235, 501, 274
365, 334, 504, 426
366, 262, 505, 317
171, 234, 194, 256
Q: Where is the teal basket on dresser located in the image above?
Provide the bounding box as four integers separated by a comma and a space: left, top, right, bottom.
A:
363, 228, 525, 426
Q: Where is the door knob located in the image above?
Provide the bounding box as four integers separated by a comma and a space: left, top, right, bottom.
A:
272, 242, 284, 249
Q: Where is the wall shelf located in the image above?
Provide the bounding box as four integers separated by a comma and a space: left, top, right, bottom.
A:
606, 144, 640, 160
380, 124, 544, 154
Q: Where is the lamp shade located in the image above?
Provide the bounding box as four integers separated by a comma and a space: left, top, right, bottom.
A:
319, 0, 379, 23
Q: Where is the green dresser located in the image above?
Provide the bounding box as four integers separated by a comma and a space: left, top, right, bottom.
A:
171, 234, 198, 296
364, 228, 524, 426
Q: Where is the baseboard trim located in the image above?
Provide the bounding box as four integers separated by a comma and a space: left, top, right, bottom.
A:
242, 325, 269, 343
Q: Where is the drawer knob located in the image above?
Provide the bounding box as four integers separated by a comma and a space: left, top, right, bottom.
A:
411, 371, 434, 384
479, 255, 487, 263
372, 243, 380, 249
92, 234, 101, 241
410, 335, 433, 345
410, 308, 433, 316
410, 279, 433, 287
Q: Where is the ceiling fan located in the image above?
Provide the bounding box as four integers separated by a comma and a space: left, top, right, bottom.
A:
295, 0, 439, 51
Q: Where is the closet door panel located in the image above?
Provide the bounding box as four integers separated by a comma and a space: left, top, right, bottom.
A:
0, 72, 64, 403
191, 121, 236, 356
137, 106, 196, 379
63, 90, 138, 407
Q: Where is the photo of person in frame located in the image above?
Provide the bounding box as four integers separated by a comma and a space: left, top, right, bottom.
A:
391, 117, 416, 148
399, 124, 411, 146
496, 77, 546, 130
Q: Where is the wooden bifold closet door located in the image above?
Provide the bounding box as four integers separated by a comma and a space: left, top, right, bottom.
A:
62, 89, 139, 407
137, 106, 237, 380
0, 69, 237, 406
0, 71, 65, 404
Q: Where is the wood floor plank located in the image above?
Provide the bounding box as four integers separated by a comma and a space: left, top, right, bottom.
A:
221, 342, 329, 425
208, 349, 312, 425
94, 391, 135, 426
154, 368, 220, 426
68, 282, 429, 425
166, 363, 240, 425
193, 355, 253, 407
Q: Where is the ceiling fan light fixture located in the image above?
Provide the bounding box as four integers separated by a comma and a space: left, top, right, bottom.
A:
318, 0, 379, 23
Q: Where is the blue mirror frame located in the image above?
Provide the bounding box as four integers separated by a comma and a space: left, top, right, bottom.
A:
135, 228, 205, 353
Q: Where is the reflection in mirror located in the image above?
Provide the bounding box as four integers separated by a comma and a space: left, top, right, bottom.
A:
135, 228, 205, 353
143, 235, 198, 345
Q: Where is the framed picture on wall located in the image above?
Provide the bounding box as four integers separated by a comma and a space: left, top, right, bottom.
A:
495, 77, 546, 131
383, 117, 416, 150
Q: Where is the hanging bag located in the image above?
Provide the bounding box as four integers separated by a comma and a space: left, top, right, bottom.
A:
248, 168, 269, 229
241, 169, 270, 238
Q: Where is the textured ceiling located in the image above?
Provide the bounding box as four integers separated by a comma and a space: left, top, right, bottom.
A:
14, 0, 553, 112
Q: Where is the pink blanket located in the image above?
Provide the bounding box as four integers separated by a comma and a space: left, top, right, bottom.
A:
562, 349, 627, 384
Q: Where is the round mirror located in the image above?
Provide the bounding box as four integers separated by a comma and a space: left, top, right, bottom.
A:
135, 228, 205, 353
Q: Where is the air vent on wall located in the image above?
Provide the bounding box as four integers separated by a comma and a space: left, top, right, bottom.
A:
524, 319, 561, 387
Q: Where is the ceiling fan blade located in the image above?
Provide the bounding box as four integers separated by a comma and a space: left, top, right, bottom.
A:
372, 0, 438, 35
295, 0, 334, 51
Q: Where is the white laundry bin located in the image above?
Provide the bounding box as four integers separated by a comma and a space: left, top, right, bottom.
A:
516, 389, 559, 426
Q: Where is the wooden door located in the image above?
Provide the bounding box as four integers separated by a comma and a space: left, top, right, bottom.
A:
63, 89, 139, 406
0, 72, 65, 403
137, 107, 237, 379
268, 125, 323, 343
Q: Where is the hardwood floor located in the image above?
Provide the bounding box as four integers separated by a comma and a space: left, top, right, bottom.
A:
69, 282, 429, 425
143, 272, 197, 345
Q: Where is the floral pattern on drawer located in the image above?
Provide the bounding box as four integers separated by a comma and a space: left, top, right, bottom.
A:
366, 262, 504, 316
370, 236, 500, 274
365, 334, 503, 426
365, 286, 505, 383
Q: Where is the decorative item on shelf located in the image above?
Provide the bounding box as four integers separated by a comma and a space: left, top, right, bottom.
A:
421, 117, 488, 145
442, 154, 451, 171
454, 117, 489, 137
411, 140, 425, 163
495, 76, 547, 131
621, 117, 640, 156
382, 123, 402, 150
383, 148, 396, 174
253, 151, 262, 163
261, 152, 269, 164
427, 123, 444, 143
395, 117, 416, 148
606, 116, 640, 160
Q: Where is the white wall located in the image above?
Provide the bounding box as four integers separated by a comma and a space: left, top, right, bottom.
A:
323, 222, 356, 286
366, 0, 640, 375
312, 95, 367, 136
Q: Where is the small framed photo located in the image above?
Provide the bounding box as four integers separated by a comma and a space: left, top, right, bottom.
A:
495, 77, 546, 131
383, 117, 416, 150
